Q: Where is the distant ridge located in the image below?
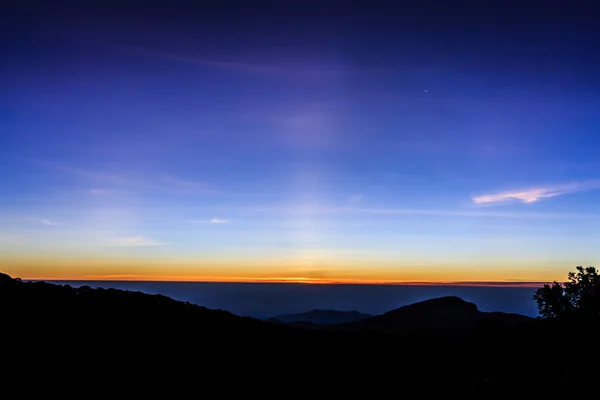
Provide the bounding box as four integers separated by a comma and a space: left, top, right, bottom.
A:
331, 296, 533, 336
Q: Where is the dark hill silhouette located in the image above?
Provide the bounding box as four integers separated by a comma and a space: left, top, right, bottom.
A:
271, 309, 372, 324
0, 272, 300, 344
2, 272, 599, 398
331, 296, 533, 336
267, 318, 325, 330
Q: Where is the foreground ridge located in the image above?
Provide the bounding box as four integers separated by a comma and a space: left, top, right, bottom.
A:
1, 272, 598, 398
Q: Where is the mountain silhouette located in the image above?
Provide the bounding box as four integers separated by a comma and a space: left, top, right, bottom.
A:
330, 296, 533, 336
3, 272, 598, 398
271, 309, 372, 324
0, 271, 297, 341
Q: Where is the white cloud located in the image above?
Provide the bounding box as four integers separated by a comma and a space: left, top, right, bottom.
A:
106, 236, 165, 247
189, 217, 229, 224
472, 180, 600, 205
40, 219, 58, 226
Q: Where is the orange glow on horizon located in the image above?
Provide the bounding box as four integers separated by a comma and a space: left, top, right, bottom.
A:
1, 254, 561, 288
13, 273, 549, 287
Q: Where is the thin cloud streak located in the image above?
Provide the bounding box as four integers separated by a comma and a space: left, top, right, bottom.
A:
377, 281, 550, 288
147, 50, 386, 77
0, 233, 19, 244
160, 53, 286, 74
472, 180, 600, 205
41, 161, 220, 195
189, 217, 228, 224
351, 207, 596, 219
156, 174, 221, 194
244, 204, 597, 219
89, 189, 109, 195
106, 236, 165, 247
40, 219, 59, 226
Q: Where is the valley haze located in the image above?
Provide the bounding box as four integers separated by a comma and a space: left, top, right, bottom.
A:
46, 280, 540, 318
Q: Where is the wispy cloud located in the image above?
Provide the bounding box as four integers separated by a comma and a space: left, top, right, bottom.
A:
348, 207, 594, 219
269, 108, 347, 150
156, 174, 221, 194
150, 51, 378, 77
472, 180, 600, 205
159, 53, 285, 74
106, 236, 165, 247
189, 217, 228, 224
47, 163, 129, 186
40, 219, 59, 226
243, 203, 596, 219
89, 188, 109, 195
42, 162, 220, 196
0, 233, 19, 245
83, 274, 139, 279
347, 194, 364, 206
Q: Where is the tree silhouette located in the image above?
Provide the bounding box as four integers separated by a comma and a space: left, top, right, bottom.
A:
534, 266, 600, 319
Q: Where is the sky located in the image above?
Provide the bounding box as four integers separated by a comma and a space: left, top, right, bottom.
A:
1, 0, 599, 283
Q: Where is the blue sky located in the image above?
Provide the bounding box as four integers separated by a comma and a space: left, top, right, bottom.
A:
1, 1, 599, 282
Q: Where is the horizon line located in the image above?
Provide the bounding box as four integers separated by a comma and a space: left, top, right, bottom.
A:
21, 275, 551, 288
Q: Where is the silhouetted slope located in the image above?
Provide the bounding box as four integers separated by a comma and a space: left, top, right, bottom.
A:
0, 272, 299, 346
2, 272, 599, 398
272, 319, 326, 330
332, 296, 533, 335
272, 309, 372, 324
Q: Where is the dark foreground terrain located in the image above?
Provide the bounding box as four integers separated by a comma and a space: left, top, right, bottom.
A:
2, 272, 598, 397
269, 309, 373, 324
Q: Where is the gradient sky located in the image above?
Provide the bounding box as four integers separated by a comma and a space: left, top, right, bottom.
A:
1, 1, 599, 283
